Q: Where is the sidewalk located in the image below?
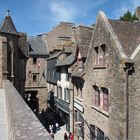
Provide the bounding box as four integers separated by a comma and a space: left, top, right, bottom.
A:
54, 124, 69, 140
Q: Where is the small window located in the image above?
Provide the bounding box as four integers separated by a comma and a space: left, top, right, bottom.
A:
102, 87, 109, 112
33, 74, 37, 82
57, 86, 62, 99
33, 58, 37, 64
93, 86, 100, 106
64, 88, 70, 102
94, 44, 106, 67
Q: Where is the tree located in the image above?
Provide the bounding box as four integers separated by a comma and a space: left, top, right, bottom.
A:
120, 10, 138, 21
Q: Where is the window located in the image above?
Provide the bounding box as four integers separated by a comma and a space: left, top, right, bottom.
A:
94, 44, 106, 67
64, 88, 70, 102
33, 74, 37, 82
77, 59, 83, 71
95, 46, 99, 66
33, 58, 37, 64
90, 125, 109, 140
57, 86, 62, 99
102, 87, 109, 112
93, 86, 100, 106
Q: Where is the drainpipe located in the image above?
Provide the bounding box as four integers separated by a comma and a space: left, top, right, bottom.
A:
125, 63, 133, 140
9, 40, 14, 84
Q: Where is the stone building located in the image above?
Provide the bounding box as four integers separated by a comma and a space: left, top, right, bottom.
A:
70, 25, 94, 140
55, 25, 94, 135
25, 35, 49, 111
46, 22, 74, 110
43, 22, 74, 52
83, 11, 140, 140
0, 12, 28, 95
0, 12, 51, 140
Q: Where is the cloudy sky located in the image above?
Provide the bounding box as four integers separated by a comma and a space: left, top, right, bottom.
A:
0, 0, 139, 36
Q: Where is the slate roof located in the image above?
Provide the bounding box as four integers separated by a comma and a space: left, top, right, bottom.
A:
47, 51, 62, 60
28, 36, 48, 56
0, 15, 18, 35
18, 40, 29, 58
109, 19, 140, 57
56, 53, 75, 67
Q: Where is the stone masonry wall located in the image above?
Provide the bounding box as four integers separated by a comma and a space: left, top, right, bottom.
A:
25, 57, 47, 111
129, 50, 140, 140
0, 36, 7, 87
83, 15, 126, 140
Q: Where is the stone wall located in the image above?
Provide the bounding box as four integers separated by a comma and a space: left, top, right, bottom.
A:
3, 80, 52, 140
83, 14, 126, 140
129, 50, 140, 140
25, 57, 47, 111
0, 36, 7, 87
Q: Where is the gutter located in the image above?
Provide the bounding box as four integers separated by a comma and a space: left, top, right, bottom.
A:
124, 63, 134, 140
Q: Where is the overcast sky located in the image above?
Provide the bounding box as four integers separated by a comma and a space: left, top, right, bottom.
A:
0, 0, 139, 36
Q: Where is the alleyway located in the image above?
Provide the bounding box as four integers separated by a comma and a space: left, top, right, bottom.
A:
34, 108, 69, 140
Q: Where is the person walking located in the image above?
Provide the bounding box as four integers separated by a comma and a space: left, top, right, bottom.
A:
69, 133, 74, 140
64, 132, 68, 140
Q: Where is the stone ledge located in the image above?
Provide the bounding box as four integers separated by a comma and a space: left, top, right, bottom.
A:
3, 80, 52, 140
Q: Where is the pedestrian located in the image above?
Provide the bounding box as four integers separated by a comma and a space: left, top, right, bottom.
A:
69, 133, 74, 140
50, 130, 54, 139
64, 132, 68, 140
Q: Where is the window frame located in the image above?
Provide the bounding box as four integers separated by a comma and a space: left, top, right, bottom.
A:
94, 44, 106, 67
33, 74, 37, 82
93, 86, 100, 107
64, 88, 70, 102
57, 86, 62, 99
102, 88, 109, 112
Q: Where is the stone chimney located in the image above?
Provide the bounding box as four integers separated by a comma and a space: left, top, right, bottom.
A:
135, 7, 140, 21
